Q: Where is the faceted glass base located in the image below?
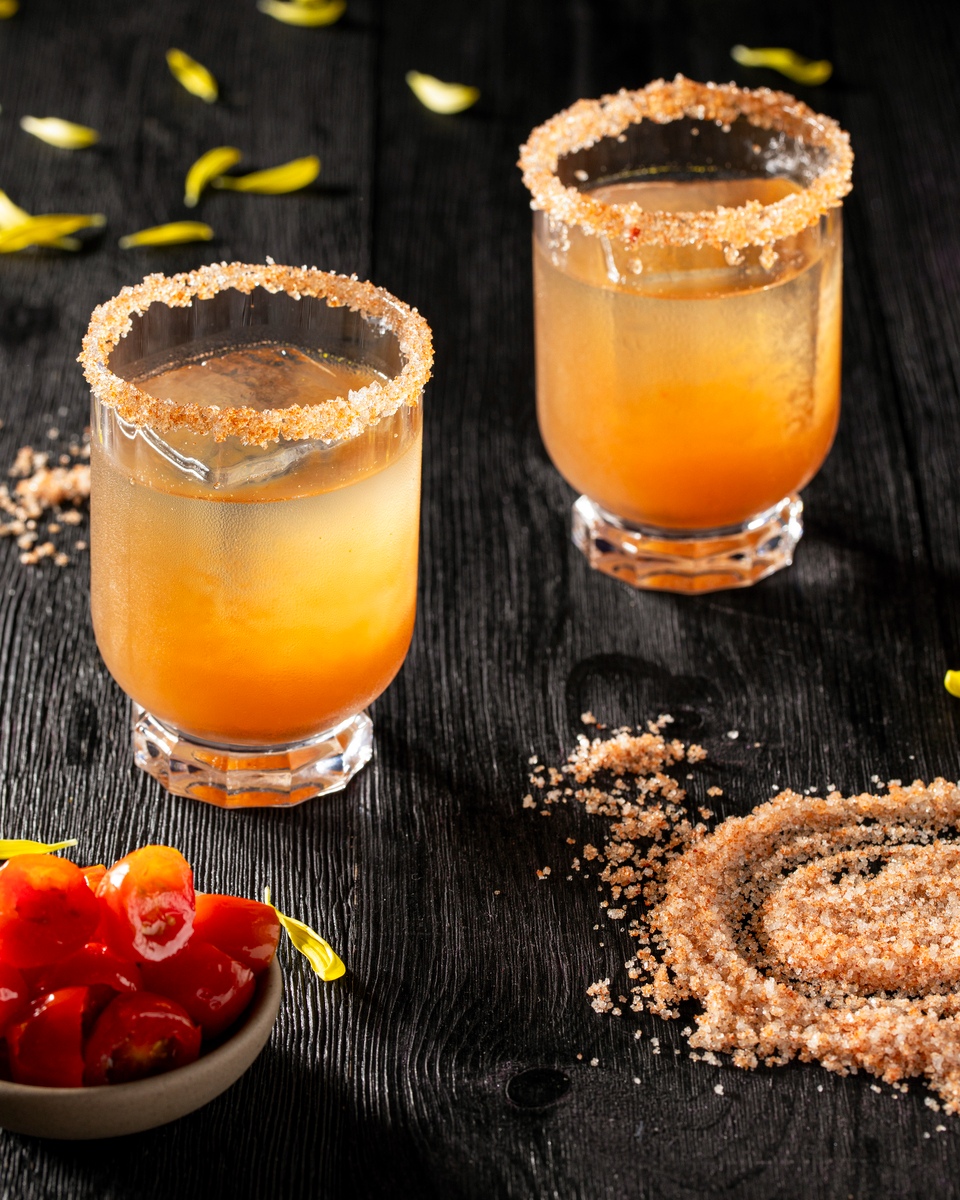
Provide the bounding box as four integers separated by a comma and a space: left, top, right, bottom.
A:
572, 494, 803, 594
132, 705, 374, 809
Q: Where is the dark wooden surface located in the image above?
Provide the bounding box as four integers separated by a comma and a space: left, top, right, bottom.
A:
1, 0, 959, 1196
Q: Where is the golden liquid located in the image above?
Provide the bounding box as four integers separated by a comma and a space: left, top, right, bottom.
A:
91, 347, 421, 745
534, 177, 842, 529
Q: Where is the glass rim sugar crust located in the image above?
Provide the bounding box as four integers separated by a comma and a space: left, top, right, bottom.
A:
518, 74, 853, 255
78, 261, 434, 447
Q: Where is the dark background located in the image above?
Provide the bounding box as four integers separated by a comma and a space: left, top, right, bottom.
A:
1, 0, 959, 1196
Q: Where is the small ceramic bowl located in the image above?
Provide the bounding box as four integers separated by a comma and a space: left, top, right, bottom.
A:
0, 957, 282, 1140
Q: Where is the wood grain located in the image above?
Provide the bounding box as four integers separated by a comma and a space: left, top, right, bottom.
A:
0, 0, 958, 1196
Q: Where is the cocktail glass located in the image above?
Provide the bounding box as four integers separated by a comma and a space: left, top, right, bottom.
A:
519, 76, 853, 593
80, 263, 432, 808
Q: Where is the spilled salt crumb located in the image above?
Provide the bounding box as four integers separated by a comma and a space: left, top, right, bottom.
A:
581, 711, 597, 725
1, 441, 90, 566
714, 1084, 724, 1095
587, 979, 613, 1013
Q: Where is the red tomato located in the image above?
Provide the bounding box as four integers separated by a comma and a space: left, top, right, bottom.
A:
84, 992, 202, 1085
0, 855, 100, 969
96, 846, 195, 963
6, 986, 94, 1087
28, 942, 142, 998
141, 941, 255, 1038
194, 894, 280, 974
0, 962, 27, 1035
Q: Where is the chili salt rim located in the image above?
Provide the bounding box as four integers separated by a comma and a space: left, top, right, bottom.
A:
78, 262, 433, 447
518, 74, 853, 251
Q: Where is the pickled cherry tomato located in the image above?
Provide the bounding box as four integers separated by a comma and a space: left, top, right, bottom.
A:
81, 864, 106, 892
6, 986, 95, 1087
96, 846, 195, 963
194, 894, 280, 974
84, 992, 201, 1085
29, 942, 142, 998
0, 855, 100, 969
0, 962, 27, 1035
141, 941, 255, 1038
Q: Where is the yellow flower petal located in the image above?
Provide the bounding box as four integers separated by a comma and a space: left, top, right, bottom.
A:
0, 189, 30, 228
184, 146, 242, 208
212, 155, 320, 194
0, 0, 18, 18
0, 213, 105, 253
118, 221, 214, 248
166, 48, 218, 103
0, 838, 77, 859
730, 45, 833, 87
945, 670, 960, 699
257, 0, 345, 27
0, 191, 81, 249
263, 886, 345, 981
406, 70, 479, 114
19, 116, 99, 149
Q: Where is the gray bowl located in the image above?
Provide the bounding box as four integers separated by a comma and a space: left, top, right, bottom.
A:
0, 957, 282, 1139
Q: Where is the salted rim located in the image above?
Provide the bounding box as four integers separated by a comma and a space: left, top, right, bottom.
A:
518, 75, 853, 251
78, 262, 434, 446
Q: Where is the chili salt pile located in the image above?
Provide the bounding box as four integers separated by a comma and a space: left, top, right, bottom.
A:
0, 439, 90, 566
526, 721, 960, 1111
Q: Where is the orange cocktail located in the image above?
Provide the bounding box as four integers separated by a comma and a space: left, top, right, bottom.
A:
520, 77, 853, 592
81, 264, 432, 807
91, 347, 421, 747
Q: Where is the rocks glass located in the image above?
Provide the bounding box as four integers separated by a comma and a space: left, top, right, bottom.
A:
520, 76, 853, 593
81, 263, 432, 807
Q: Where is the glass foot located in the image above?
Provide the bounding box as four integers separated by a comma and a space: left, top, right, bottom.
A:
132, 706, 374, 809
571, 494, 803, 594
